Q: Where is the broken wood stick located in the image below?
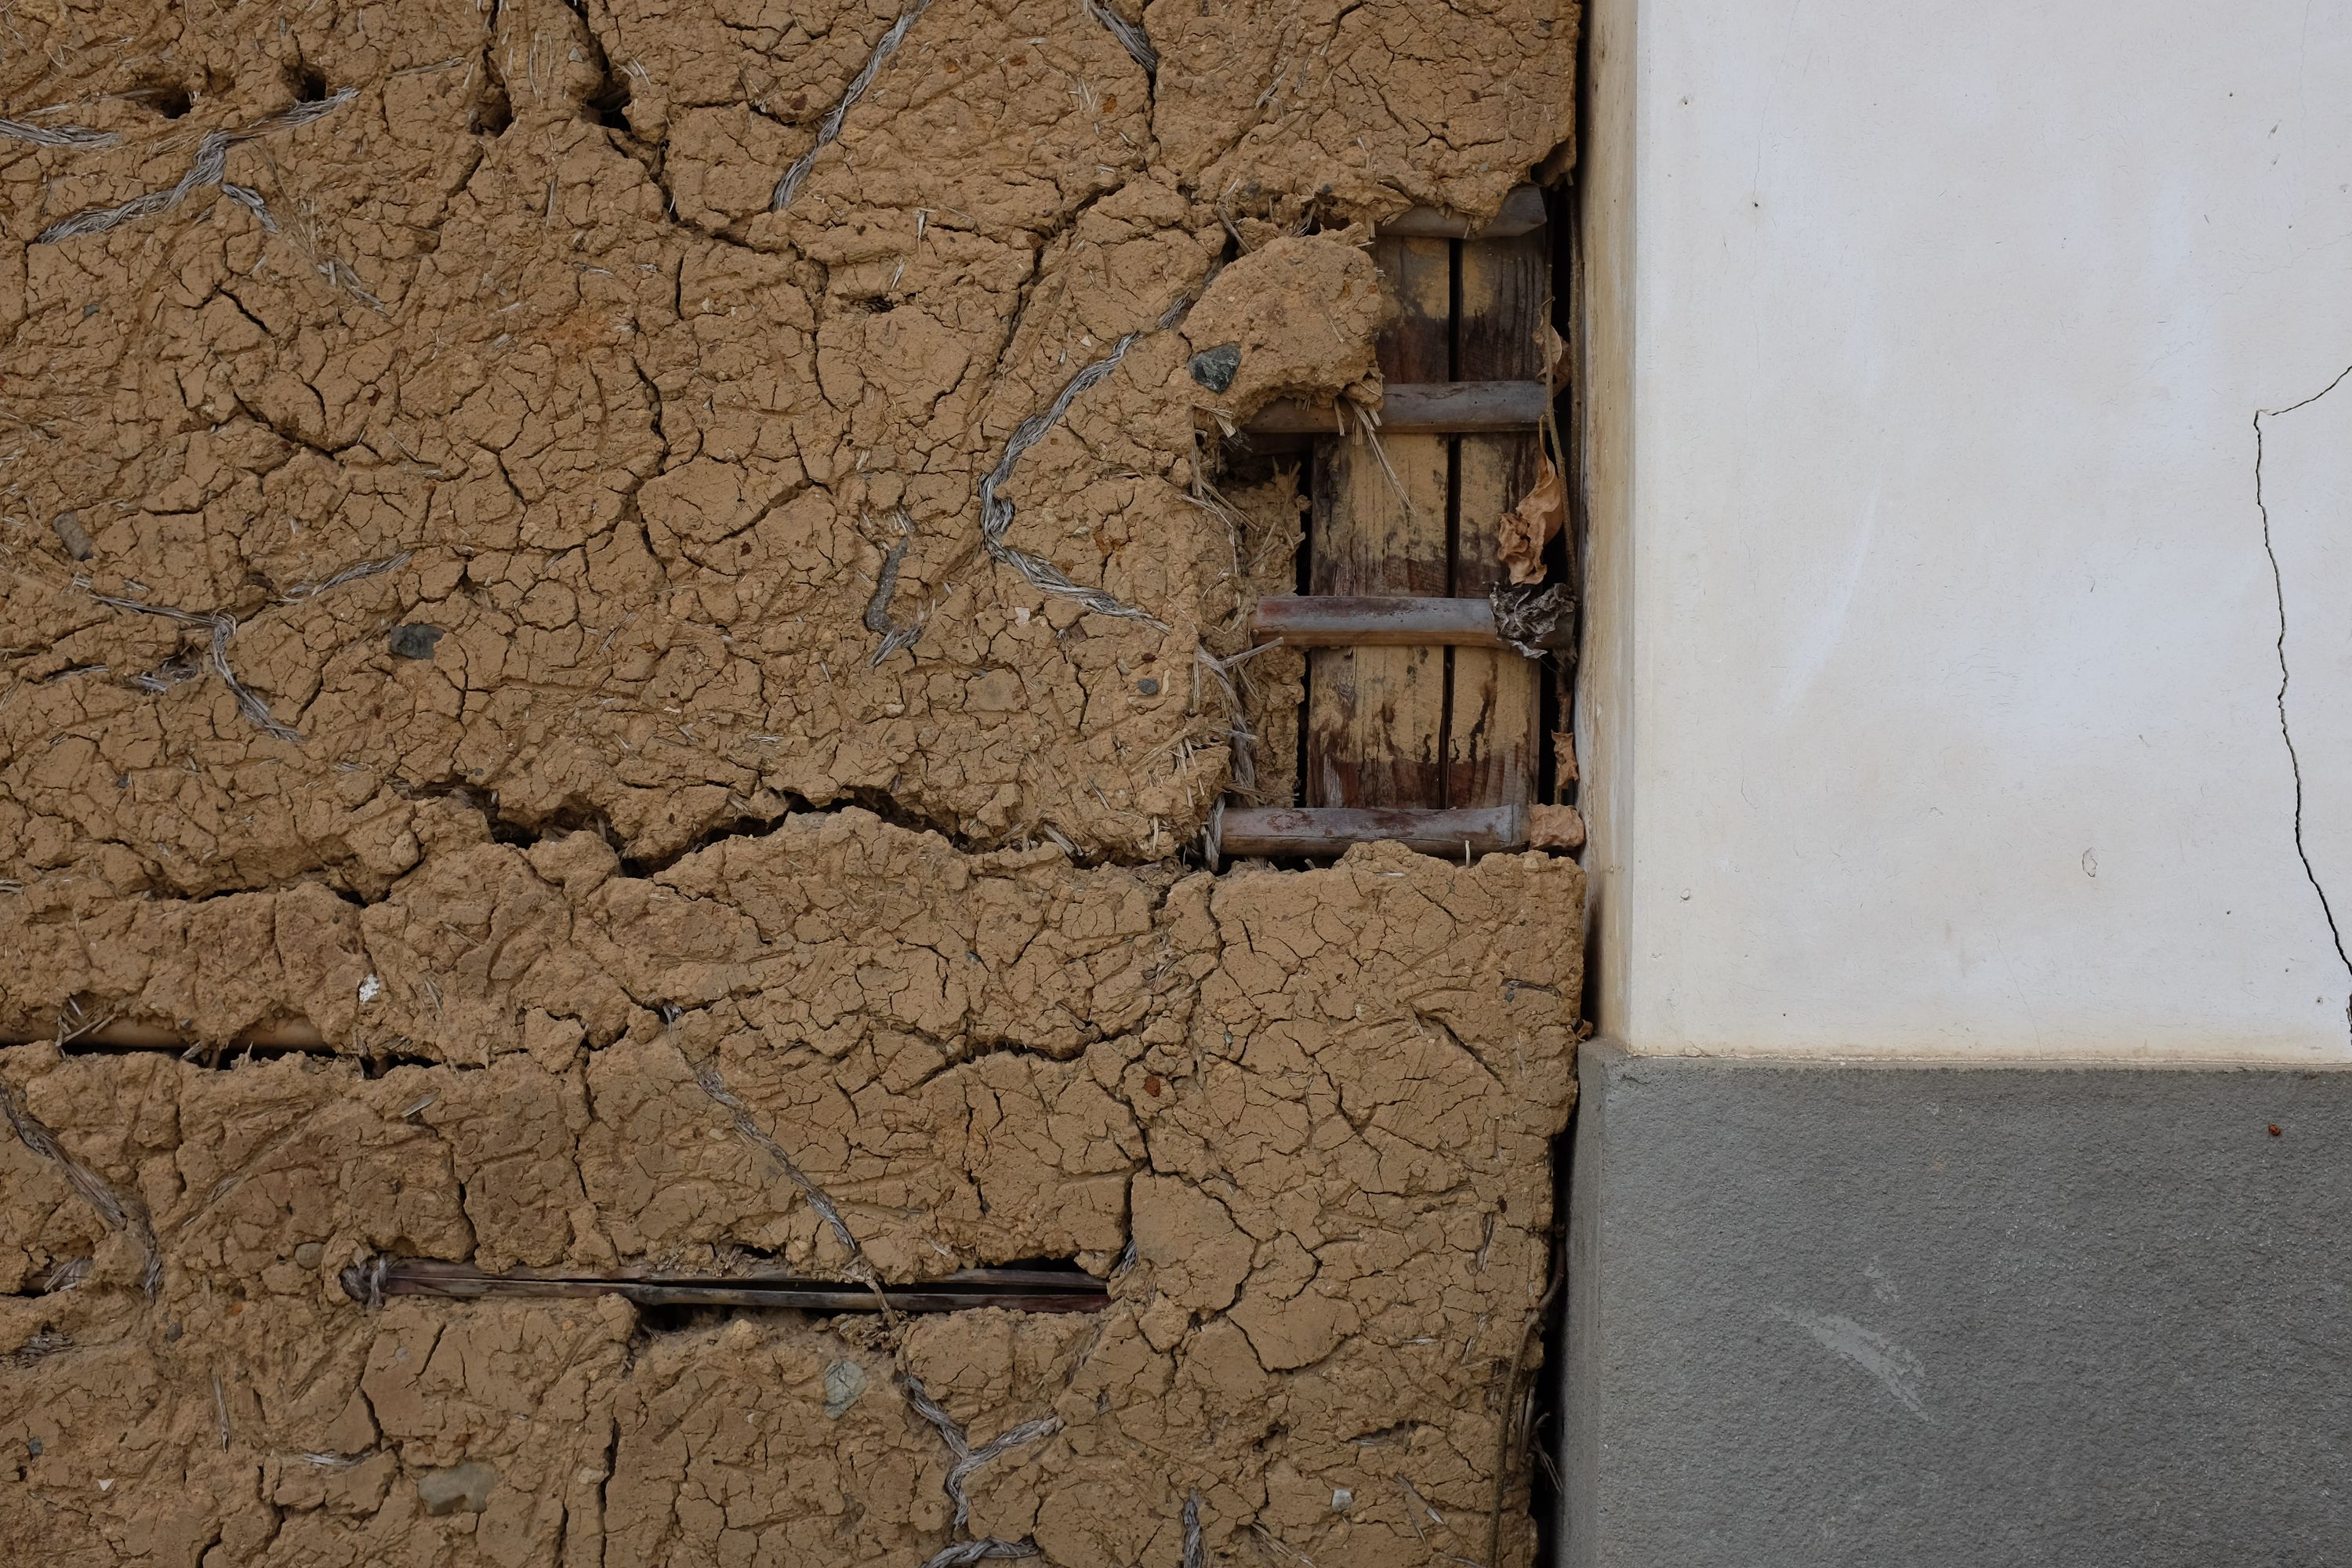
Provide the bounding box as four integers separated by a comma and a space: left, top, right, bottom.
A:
343, 1257, 1110, 1314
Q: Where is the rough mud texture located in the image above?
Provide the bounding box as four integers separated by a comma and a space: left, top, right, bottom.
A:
0, 0, 1576, 895
0, 1, 1579, 1562
2, 820, 1582, 1566
1183, 235, 1387, 430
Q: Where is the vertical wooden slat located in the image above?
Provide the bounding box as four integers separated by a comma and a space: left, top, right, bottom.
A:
1306, 235, 1453, 807
1446, 226, 1549, 808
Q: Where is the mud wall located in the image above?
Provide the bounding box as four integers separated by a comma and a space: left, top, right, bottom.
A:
0, 1, 1581, 1563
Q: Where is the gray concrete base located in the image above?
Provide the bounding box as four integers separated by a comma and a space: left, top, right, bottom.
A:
1563, 1044, 2352, 1567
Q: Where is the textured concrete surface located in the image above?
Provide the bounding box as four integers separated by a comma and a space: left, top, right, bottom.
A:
1563, 1043, 2352, 1566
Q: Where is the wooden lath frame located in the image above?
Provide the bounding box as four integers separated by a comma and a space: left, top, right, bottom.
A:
1217, 186, 1570, 863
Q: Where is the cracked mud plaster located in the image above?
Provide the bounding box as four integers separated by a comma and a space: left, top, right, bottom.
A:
2, 817, 1584, 1567
0, 0, 1577, 895
0, 1, 1581, 1562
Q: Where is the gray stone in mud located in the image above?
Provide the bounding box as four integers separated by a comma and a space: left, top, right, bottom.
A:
416, 1459, 497, 1515
389, 623, 445, 660
824, 1359, 867, 1418
1189, 343, 1242, 394
50, 512, 93, 561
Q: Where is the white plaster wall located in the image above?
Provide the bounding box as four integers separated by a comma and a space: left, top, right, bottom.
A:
1585, 0, 2352, 1058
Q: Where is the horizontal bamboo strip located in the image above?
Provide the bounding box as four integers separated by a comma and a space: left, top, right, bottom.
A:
1245, 379, 1550, 435
2, 1019, 329, 1049
1218, 804, 1527, 860
1378, 184, 1548, 239
1251, 594, 1573, 652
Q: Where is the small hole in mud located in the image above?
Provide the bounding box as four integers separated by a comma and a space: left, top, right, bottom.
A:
636, 1304, 733, 1335
132, 79, 194, 118
586, 75, 632, 132
856, 296, 895, 314
291, 64, 331, 103
471, 74, 514, 136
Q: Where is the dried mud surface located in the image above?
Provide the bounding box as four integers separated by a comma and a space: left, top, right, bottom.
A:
0, 0, 1576, 893
3, 818, 1582, 1566
0, 0, 1581, 1562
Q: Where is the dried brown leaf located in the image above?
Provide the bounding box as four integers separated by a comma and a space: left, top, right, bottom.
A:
1546, 322, 1572, 391
1498, 454, 1568, 585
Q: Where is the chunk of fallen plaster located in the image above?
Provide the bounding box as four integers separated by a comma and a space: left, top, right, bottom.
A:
416, 1459, 497, 1515
1181, 236, 1388, 421
1528, 803, 1586, 851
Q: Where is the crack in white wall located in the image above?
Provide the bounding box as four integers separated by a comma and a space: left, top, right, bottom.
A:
2254, 363, 2352, 1040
